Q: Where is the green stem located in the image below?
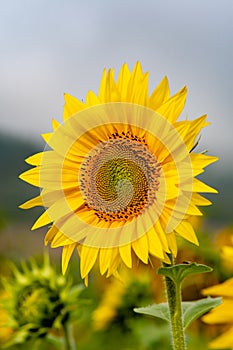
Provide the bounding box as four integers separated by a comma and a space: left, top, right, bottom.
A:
63, 322, 76, 350
163, 257, 186, 350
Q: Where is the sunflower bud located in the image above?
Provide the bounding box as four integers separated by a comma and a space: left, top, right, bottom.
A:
1, 254, 83, 348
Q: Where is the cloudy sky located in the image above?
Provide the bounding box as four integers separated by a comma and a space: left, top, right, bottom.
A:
1, 0, 232, 168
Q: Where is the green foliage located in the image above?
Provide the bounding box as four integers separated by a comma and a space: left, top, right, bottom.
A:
135, 262, 222, 348
157, 262, 213, 285
182, 297, 222, 329
134, 303, 170, 322
134, 297, 222, 330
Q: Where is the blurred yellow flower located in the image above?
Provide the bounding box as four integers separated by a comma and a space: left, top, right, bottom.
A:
215, 226, 233, 250
19, 61, 217, 284
203, 278, 233, 349
92, 264, 155, 331
222, 245, 233, 271
92, 277, 125, 330
216, 227, 233, 273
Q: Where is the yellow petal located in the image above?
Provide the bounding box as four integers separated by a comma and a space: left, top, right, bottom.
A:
202, 278, 233, 298
44, 225, 58, 245
163, 199, 201, 223
156, 86, 187, 123
22, 166, 57, 191
80, 245, 99, 279
55, 190, 84, 213
207, 326, 233, 349
149, 76, 170, 109
192, 178, 218, 193
105, 69, 120, 102
186, 202, 203, 216
147, 226, 165, 259
163, 253, 172, 264
84, 275, 89, 287
191, 193, 212, 206
116, 63, 131, 100
25, 151, 62, 168
134, 73, 149, 105
32, 210, 52, 230
19, 195, 43, 209
119, 243, 132, 268
41, 132, 53, 143
86, 90, 100, 106
51, 229, 75, 247
191, 153, 219, 171
52, 214, 93, 246
25, 152, 43, 166
98, 68, 107, 102
152, 220, 170, 252
106, 249, 121, 278
176, 115, 209, 151
99, 248, 114, 275
175, 220, 199, 245
132, 234, 149, 264
41, 189, 66, 207
166, 232, 177, 256
202, 300, 233, 323
127, 61, 148, 104
19, 167, 40, 187
52, 118, 61, 130
44, 123, 78, 159
62, 243, 77, 274
63, 93, 85, 120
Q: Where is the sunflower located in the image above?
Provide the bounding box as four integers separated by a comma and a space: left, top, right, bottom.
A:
19, 62, 217, 284
1, 255, 83, 347
202, 278, 233, 349
202, 234, 233, 349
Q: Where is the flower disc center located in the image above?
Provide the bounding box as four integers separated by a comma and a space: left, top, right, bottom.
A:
79, 131, 160, 222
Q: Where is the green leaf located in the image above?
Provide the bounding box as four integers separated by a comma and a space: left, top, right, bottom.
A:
157, 263, 212, 284
134, 297, 222, 329
134, 303, 170, 322
182, 297, 222, 329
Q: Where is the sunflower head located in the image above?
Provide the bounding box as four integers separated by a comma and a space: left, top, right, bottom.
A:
1, 254, 83, 347
19, 61, 218, 284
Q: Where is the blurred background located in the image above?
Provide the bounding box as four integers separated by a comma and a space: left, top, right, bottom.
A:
0, 1, 232, 349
